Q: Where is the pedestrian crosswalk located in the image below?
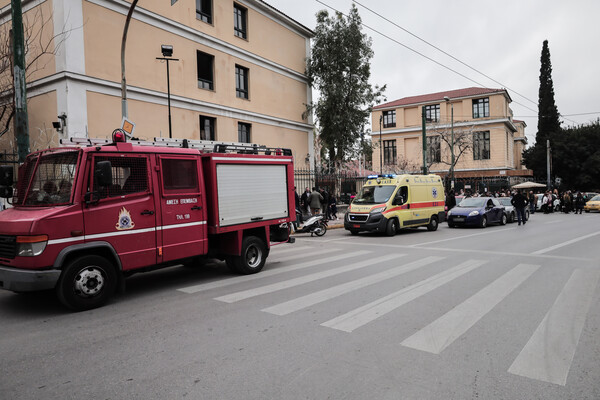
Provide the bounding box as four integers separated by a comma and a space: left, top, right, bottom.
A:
176, 246, 599, 386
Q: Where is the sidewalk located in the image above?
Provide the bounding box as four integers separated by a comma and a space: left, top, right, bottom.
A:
298, 204, 347, 230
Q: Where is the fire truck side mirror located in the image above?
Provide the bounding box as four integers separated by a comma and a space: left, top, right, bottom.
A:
0, 165, 13, 199
0, 165, 12, 186
0, 186, 12, 199
94, 161, 113, 187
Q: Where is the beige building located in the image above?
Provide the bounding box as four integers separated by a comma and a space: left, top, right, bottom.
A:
372, 87, 532, 191
0, 0, 314, 165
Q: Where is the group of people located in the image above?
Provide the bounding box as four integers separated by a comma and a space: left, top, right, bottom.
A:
295, 186, 338, 223
534, 189, 587, 214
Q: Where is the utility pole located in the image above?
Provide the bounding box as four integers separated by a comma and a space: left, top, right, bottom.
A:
379, 114, 383, 175
11, 0, 29, 163
546, 139, 551, 188
421, 106, 428, 175
121, 0, 139, 119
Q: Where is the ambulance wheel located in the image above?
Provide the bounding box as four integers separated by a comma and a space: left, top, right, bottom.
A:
385, 218, 398, 236
230, 236, 267, 275
56, 255, 117, 311
427, 216, 439, 231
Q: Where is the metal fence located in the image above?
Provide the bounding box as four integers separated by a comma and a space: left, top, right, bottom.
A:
294, 168, 368, 204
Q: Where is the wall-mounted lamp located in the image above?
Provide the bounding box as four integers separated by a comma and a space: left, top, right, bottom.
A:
52, 113, 67, 133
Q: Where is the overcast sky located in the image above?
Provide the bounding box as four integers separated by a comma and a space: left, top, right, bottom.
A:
266, 0, 600, 144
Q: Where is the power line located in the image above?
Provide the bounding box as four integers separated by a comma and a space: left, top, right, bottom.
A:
353, 0, 538, 107
315, 0, 578, 125
313, 0, 538, 115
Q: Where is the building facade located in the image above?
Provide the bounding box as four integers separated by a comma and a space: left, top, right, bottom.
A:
0, 0, 314, 165
372, 87, 532, 191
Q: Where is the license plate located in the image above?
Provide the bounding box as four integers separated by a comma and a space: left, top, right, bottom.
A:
353, 224, 360, 228
454, 217, 465, 221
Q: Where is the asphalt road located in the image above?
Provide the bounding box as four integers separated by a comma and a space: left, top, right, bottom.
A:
1, 211, 600, 399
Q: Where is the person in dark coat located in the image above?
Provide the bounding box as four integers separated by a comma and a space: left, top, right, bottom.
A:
329, 194, 338, 220
320, 188, 330, 220
294, 186, 302, 223
575, 192, 585, 214
511, 189, 528, 225
300, 187, 311, 216
445, 189, 456, 211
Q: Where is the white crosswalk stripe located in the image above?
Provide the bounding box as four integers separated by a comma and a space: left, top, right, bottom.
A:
401, 263, 540, 354
262, 255, 442, 316
321, 259, 487, 332
271, 247, 340, 264
508, 268, 600, 385
177, 250, 369, 294
178, 252, 600, 386
214, 254, 404, 303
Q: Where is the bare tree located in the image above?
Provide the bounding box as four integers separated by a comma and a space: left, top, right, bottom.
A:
427, 120, 477, 175
0, 6, 70, 147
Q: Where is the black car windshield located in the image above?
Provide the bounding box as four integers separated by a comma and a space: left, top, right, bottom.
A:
458, 197, 486, 208
18, 150, 79, 206
498, 198, 512, 206
353, 185, 396, 204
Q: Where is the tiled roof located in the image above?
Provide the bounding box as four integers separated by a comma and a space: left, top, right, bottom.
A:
373, 87, 509, 110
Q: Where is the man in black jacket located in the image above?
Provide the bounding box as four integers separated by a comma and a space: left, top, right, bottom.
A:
511, 189, 528, 225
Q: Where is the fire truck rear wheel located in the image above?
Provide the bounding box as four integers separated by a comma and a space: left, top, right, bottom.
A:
56, 255, 117, 311
230, 236, 267, 275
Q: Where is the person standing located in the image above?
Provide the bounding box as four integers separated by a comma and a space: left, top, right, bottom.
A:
575, 191, 585, 214
320, 188, 330, 220
445, 189, 456, 211
511, 189, 528, 225
528, 191, 536, 214
329, 194, 338, 220
309, 187, 323, 215
300, 187, 311, 217
294, 186, 302, 224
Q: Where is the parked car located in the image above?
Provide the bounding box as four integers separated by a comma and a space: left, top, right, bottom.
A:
584, 194, 600, 212
497, 197, 530, 222
447, 197, 507, 228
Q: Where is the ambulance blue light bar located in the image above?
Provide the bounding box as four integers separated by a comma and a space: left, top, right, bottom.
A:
367, 174, 396, 179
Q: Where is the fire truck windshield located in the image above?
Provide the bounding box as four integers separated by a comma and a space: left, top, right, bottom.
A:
18, 151, 79, 206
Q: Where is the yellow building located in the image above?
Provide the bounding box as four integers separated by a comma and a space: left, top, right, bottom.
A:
0, 0, 314, 164
372, 87, 532, 191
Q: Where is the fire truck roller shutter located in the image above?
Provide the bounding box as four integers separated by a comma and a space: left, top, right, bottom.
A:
216, 164, 289, 226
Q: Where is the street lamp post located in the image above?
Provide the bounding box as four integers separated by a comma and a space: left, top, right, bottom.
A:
156, 45, 179, 139
444, 96, 455, 189
379, 114, 383, 175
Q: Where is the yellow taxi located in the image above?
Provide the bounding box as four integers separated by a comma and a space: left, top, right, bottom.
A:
584, 194, 600, 212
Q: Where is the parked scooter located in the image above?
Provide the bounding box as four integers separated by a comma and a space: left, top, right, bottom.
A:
293, 209, 327, 236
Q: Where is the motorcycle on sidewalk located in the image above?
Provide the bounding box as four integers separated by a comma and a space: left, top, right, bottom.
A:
292, 209, 328, 236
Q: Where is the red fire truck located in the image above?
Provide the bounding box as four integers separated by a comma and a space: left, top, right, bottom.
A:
0, 130, 295, 311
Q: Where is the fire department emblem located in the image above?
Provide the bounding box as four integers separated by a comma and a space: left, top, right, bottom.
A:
116, 207, 135, 230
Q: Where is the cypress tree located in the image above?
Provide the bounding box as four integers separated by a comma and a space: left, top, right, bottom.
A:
523, 40, 562, 179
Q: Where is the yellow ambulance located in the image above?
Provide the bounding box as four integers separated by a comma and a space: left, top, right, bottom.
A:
344, 174, 446, 236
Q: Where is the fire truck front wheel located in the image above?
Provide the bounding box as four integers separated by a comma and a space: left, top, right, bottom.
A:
56, 255, 118, 311
227, 236, 267, 275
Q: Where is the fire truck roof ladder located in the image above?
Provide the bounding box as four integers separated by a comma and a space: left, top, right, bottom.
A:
60, 137, 292, 156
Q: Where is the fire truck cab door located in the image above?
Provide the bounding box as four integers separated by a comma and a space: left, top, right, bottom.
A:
83, 154, 157, 271
158, 155, 207, 262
